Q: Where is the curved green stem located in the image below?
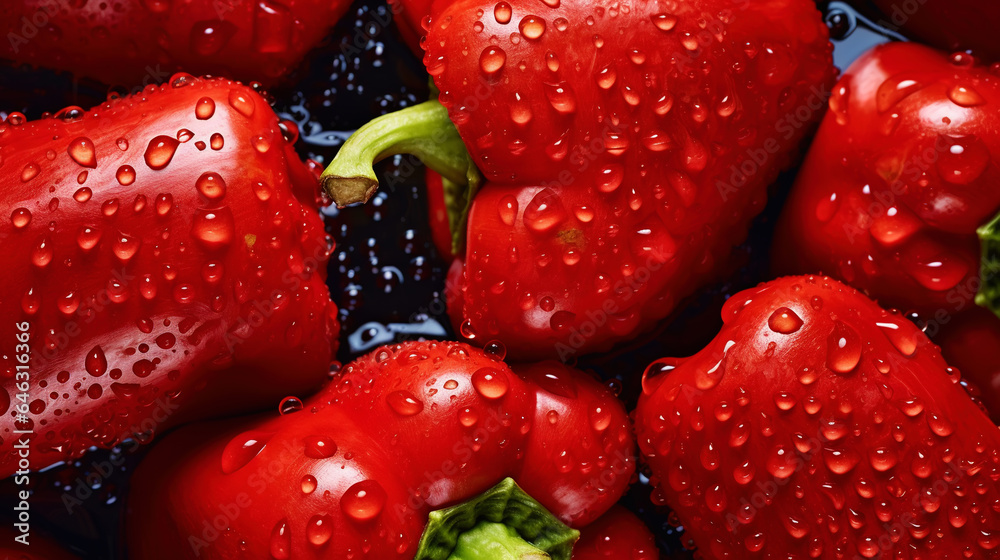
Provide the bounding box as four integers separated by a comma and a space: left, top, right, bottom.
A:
414, 478, 578, 560
320, 100, 479, 207
976, 209, 1000, 319
448, 523, 550, 560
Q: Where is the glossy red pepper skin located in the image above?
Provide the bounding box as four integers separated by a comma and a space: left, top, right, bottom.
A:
635, 275, 1000, 558
572, 505, 659, 560
937, 306, 1000, 421
0, 0, 352, 88
406, 0, 834, 360
125, 340, 635, 559
0, 75, 338, 478
772, 41, 1000, 416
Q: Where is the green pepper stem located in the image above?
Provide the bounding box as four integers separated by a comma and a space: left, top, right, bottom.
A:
320, 100, 477, 207
414, 478, 578, 560
447, 523, 550, 560
976, 209, 1000, 319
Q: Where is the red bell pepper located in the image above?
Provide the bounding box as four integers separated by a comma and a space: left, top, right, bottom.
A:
573, 505, 659, 560
636, 274, 1000, 558
0, 74, 339, 478
321, 0, 836, 360
852, 0, 1000, 61
772, 41, 1000, 417
126, 340, 635, 559
0, 0, 352, 88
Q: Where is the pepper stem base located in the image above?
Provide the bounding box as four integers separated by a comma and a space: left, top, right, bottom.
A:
448, 522, 550, 560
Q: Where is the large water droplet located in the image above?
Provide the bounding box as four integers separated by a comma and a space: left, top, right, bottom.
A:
936, 135, 990, 185
948, 84, 986, 107
191, 207, 235, 249
228, 89, 256, 118
196, 96, 216, 120
519, 15, 545, 39
479, 47, 507, 75
472, 367, 509, 399
523, 189, 566, 232
86, 346, 108, 377
341, 480, 386, 523
494, 1, 512, 23
144, 135, 179, 170
11, 208, 31, 229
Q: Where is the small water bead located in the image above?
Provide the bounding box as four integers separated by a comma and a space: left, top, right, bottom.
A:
306, 514, 333, 547
509, 94, 532, 125
459, 407, 479, 427
77, 226, 102, 251
387, 390, 424, 416
21, 162, 40, 182
483, 340, 506, 360
196, 172, 227, 200
768, 307, 803, 334
303, 436, 337, 459
86, 345, 108, 377
156, 194, 174, 216
651, 13, 678, 31
301, 474, 317, 494
228, 89, 256, 117
869, 447, 898, 472
32, 238, 53, 267
73, 187, 92, 203
824, 448, 860, 475
480, 47, 507, 74
543, 82, 577, 113
210, 133, 225, 150
195, 96, 216, 119
67, 136, 97, 168
221, 431, 271, 474
827, 321, 862, 374
116, 165, 136, 185
11, 208, 31, 229
269, 519, 290, 559
253, 135, 271, 153
279, 396, 304, 415
597, 164, 624, 193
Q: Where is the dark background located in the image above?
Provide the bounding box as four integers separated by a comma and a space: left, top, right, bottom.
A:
0, 1, 899, 557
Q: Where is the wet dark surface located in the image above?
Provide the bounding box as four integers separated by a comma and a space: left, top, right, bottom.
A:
0, 0, 899, 557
